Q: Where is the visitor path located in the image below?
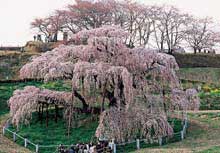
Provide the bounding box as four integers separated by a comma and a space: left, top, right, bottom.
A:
0, 114, 31, 153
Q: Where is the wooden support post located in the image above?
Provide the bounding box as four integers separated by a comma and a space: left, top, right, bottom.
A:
46, 104, 49, 127
36, 144, 39, 153
41, 104, 44, 124
13, 132, 16, 142
55, 104, 58, 123
136, 139, 140, 149
24, 138, 28, 148
38, 105, 41, 121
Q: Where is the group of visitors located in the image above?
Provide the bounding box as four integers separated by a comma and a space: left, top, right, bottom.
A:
58, 140, 112, 153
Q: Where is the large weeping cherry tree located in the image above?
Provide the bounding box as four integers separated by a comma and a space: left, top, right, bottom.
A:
8, 25, 199, 142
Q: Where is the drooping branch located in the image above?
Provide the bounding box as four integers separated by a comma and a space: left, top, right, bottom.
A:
72, 61, 133, 108
13, 26, 200, 142
8, 86, 72, 128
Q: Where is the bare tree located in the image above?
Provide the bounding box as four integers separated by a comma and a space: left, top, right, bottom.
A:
47, 10, 66, 42
31, 10, 65, 42
152, 6, 191, 53
30, 0, 220, 51
112, 1, 157, 48
185, 17, 219, 53
31, 18, 51, 40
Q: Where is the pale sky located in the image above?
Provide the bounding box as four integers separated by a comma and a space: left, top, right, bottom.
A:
1, 0, 220, 46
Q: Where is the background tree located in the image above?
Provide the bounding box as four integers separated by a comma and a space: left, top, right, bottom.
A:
31, 0, 220, 51
185, 17, 219, 53
152, 6, 192, 53
47, 10, 66, 42
31, 18, 51, 41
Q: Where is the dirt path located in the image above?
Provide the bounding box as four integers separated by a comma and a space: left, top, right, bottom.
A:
0, 114, 31, 153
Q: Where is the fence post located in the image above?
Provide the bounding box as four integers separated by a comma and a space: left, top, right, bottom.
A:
24, 138, 28, 148
109, 142, 113, 150
111, 139, 116, 153
36, 144, 39, 153
113, 143, 116, 153
2, 126, 5, 135
5, 120, 10, 128
150, 138, 153, 144
136, 139, 140, 149
181, 131, 184, 140
13, 132, 16, 142
158, 137, 162, 146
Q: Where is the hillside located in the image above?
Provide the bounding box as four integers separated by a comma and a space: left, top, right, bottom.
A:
0, 51, 39, 80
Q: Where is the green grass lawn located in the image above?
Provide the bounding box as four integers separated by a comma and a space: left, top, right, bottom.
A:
7, 112, 98, 153
200, 146, 220, 153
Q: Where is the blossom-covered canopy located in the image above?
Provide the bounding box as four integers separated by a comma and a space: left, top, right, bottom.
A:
9, 26, 199, 142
